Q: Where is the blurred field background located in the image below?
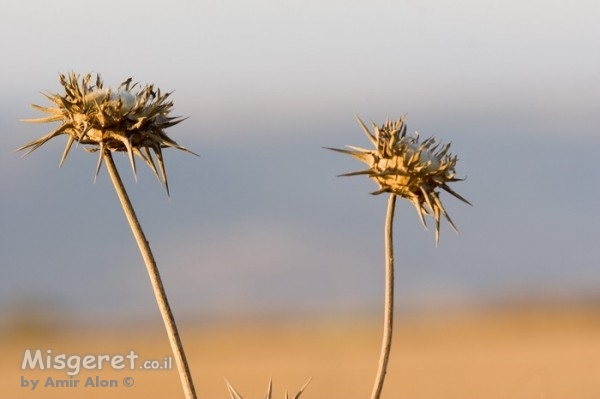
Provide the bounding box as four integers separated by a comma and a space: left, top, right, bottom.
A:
2, 302, 600, 399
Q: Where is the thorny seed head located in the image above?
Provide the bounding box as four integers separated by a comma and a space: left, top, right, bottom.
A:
17, 72, 197, 195
225, 378, 311, 399
327, 115, 471, 245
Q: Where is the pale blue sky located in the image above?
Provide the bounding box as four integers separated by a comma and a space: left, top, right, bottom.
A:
1, 0, 599, 323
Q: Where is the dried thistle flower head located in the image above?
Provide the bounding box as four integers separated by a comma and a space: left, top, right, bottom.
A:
327, 116, 471, 244
225, 378, 311, 399
17, 72, 197, 194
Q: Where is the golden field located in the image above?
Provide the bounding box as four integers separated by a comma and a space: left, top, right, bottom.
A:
2, 304, 600, 399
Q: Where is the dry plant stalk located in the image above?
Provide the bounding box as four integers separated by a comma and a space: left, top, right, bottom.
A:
18, 72, 198, 399
328, 116, 470, 399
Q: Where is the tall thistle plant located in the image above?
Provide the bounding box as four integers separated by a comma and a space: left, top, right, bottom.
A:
18, 72, 198, 399
327, 116, 471, 399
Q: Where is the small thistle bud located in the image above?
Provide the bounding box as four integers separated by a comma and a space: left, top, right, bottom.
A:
327, 116, 471, 244
17, 72, 197, 195
225, 378, 311, 399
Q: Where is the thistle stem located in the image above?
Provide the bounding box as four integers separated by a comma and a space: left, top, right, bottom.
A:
104, 152, 197, 399
371, 194, 396, 399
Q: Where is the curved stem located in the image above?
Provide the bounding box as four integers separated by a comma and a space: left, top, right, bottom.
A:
104, 152, 197, 399
371, 194, 396, 399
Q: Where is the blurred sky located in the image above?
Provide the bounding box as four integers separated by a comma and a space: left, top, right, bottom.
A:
1, 0, 599, 324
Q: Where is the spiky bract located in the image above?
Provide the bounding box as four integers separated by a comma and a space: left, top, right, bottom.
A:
327, 116, 471, 244
18, 72, 197, 194
225, 378, 311, 399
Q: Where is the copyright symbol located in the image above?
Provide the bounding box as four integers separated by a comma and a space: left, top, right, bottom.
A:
123, 377, 134, 387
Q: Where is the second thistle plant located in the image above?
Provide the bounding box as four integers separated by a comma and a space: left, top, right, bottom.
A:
18, 72, 198, 399
327, 115, 470, 399
328, 116, 471, 245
